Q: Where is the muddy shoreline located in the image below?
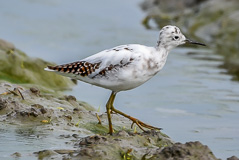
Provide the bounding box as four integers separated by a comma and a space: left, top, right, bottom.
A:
0, 82, 223, 160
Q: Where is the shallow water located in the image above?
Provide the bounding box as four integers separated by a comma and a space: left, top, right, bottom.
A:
0, 0, 239, 159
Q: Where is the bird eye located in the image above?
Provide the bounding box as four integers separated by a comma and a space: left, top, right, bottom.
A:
174, 36, 179, 40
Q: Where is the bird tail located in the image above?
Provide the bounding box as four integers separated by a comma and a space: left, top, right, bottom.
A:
44, 66, 56, 72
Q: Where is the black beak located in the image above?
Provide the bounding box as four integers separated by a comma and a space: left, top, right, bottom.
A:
185, 39, 206, 46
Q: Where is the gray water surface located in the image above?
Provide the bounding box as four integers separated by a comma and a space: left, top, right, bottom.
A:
0, 0, 239, 159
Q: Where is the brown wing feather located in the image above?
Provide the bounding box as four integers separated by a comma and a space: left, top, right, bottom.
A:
48, 61, 101, 77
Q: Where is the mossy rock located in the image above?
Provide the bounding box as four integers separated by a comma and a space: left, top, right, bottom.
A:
0, 39, 74, 90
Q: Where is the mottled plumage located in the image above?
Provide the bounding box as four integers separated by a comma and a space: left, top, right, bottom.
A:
45, 44, 169, 92
45, 25, 206, 135
47, 61, 101, 77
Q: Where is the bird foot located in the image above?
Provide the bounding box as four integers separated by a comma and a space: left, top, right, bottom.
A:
111, 108, 162, 132
130, 117, 162, 132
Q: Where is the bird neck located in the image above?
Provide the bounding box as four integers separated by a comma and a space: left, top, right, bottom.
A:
156, 40, 173, 51
155, 45, 168, 54
153, 45, 169, 62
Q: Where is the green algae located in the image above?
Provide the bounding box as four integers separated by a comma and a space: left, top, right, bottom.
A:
81, 122, 109, 134
0, 43, 74, 90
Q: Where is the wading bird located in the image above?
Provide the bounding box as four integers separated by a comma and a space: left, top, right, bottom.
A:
45, 25, 206, 135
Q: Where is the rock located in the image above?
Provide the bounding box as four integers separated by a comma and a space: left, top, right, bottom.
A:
75, 131, 173, 160
0, 83, 95, 125
0, 97, 8, 110
31, 104, 47, 114
64, 95, 77, 101
30, 87, 40, 96
0, 39, 74, 90
73, 132, 219, 160
79, 135, 107, 146
140, 0, 207, 29
54, 149, 75, 154
0, 39, 15, 52
72, 134, 79, 138
34, 150, 57, 159
154, 141, 219, 160
11, 152, 21, 158
227, 156, 239, 160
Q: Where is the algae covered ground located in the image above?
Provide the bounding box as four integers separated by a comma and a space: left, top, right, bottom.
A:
0, 82, 220, 160
0, 39, 74, 91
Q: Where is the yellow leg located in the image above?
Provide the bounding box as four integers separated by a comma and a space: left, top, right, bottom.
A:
105, 91, 161, 135
106, 91, 116, 135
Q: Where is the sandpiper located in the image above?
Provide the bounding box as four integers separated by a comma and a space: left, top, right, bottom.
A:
45, 25, 206, 135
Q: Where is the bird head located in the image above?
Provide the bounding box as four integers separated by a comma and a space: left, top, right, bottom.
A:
157, 25, 206, 50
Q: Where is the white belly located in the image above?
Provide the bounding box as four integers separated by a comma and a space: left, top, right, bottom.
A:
89, 61, 162, 92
